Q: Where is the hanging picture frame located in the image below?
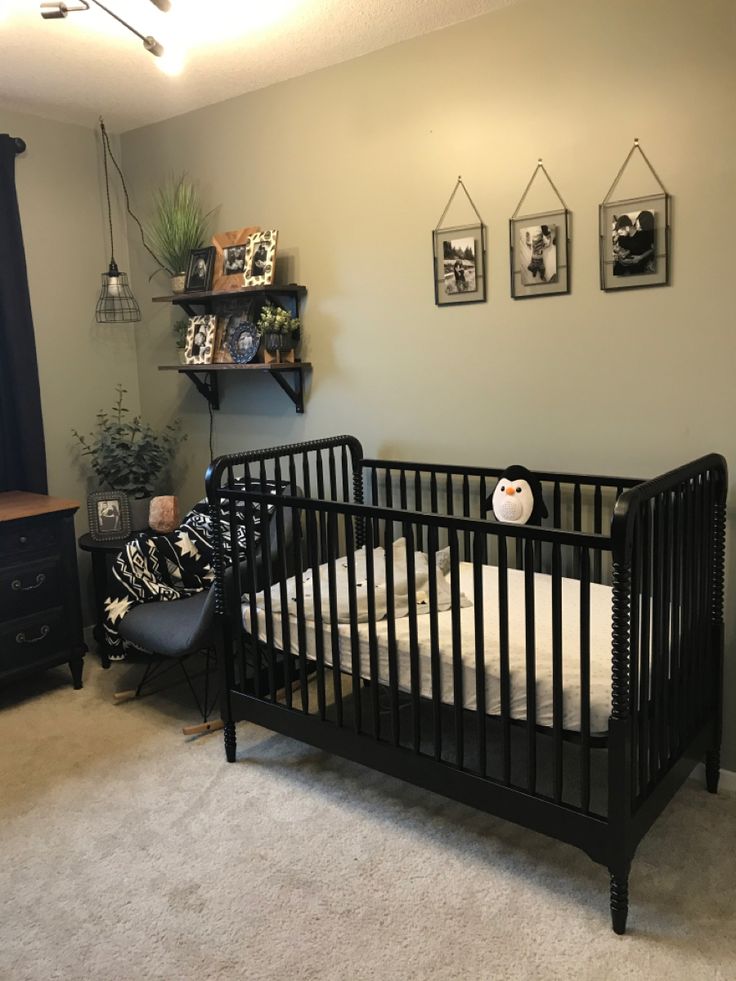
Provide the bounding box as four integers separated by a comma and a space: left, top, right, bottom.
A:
599, 140, 670, 292
509, 159, 570, 299
432, 177, 487, 306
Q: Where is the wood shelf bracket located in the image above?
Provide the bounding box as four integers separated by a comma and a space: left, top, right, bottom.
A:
184, 370, 220, 409
268, 366, 305, 413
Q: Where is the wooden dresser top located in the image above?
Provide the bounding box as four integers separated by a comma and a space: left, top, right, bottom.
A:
0, 491, 80, 523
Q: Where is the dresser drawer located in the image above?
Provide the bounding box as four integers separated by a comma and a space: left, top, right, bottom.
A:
0, 517, 59, 558
0, 608, 70, 673
0, 556, 62, 622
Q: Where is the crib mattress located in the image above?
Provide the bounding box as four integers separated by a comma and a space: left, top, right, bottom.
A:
245, 562, 613, 736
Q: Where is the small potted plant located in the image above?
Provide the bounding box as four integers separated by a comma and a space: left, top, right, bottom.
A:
146, 175, 212, 293
256, 303, 300, 364
173, 317, 189, 361
72, 386, 186, 530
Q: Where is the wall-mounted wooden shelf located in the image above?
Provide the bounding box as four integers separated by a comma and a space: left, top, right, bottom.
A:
158, 361, 311, 413
153, 284, 307, 317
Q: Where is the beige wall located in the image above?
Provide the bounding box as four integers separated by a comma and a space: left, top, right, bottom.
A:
121, 0, 736, 764
1, 107, 142, 619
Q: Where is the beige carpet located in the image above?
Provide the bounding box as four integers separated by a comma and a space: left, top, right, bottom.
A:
1, 657, 734, 981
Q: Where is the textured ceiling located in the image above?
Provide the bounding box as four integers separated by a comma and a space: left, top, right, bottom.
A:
0, 0, 520, 133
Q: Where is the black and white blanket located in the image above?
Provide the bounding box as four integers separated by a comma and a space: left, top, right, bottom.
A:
103, 495, 262, 658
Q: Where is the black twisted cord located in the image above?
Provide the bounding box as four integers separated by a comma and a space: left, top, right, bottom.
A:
101, 122, 115, 264
99, 118, 169, 275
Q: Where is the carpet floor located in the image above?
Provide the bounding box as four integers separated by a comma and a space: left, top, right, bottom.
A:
0, 656, 734, 981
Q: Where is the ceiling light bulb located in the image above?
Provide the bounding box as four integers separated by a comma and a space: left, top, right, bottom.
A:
143, 35, 164, 57
149, 0, 172, 10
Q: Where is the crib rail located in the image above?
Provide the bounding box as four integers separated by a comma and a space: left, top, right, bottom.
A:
362, 457, 639, 584
609, 454, 727, 838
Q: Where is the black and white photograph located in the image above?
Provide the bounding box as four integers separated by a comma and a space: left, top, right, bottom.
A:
432, 222, 486, 306
87, 490, 131, 542
519, 223, 558, 285
599, 192, 669, 292
184, 313, 217, 364
184, 246, 215, 292
243, 229, 278, 287
611, 209, 656, 277
509, 209, 570, 299
222, 244, 246, 275
442, 235, 477, 295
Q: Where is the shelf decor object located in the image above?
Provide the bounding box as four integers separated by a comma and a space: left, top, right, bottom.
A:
184, 314, 217, 364
509, 158, 571, 299
212, 227, 260, 292
432, 176, 487, 307
243, 229, 278, 288
599, 138, 670, 292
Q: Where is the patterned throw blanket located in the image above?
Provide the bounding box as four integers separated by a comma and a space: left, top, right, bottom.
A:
103, 495, 262, 658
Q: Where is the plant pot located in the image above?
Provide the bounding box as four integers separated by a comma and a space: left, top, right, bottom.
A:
171, 273, 186, 294
129, 496, 152, 532
261, 331, 295, 364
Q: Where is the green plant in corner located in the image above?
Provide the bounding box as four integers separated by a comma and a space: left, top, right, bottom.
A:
146, 174, 212, 278
72, 386, 186, 500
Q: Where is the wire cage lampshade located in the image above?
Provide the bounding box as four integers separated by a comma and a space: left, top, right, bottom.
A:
96, 118, 142, 324
96, 260, 141, 323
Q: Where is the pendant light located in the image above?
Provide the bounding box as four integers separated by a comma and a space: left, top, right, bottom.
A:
95, 119, 141, 324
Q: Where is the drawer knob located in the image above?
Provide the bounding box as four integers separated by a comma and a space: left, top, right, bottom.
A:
11, 573, 46, 592
18, 536, 28, 545
16, 625, 50, 645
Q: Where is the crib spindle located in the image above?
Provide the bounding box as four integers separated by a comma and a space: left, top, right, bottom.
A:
364, 519, 381, 739
449, 528, 464, 770
291, 504, 309, 713
579, 547, 592, 813
326, 511, 343, 726
403, 521, 421, 754
524, 537, 537, 794
384, 517, 400, 747
343, 512, 362, 734
638, 502, 652, 791
473, 532, 487, 778
551, 542, 563, 803
498, 537, 511, 785
306, 509, 327, 721
427, 524, 442, 761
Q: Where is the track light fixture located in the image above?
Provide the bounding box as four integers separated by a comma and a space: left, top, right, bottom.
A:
40, 0, 169, 59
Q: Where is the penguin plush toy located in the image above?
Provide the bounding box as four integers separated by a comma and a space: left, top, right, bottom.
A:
487, 465, 548, 526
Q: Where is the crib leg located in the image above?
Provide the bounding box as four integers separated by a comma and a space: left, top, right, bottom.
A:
224, 721, 237, 763
705, 748, 720, 794
609, 869, 629, 935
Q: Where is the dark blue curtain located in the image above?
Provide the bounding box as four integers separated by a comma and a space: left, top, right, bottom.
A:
0, 134, 48, 494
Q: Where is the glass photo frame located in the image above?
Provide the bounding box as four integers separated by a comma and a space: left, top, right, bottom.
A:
433, 222, 487, 306
600, 192, 669, 291
510, 209, 570, 299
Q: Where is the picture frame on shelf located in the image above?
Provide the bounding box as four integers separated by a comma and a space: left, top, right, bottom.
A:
599, 193, 669, 291
225, 314, 260, 364
212, 227, 260, 291
432, 222, 486, 306
510, 209, 570, 299
87, 490, 131, 542
184, 245, 215, 293
184, 314, 217, 364
243, 229, 278, 288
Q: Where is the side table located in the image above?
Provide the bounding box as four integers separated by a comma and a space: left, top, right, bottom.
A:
78, 532, 135, 668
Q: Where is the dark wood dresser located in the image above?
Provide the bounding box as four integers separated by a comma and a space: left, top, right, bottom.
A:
0, 492, 86, 689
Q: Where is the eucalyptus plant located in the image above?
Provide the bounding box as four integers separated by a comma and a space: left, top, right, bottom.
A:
146, 175, 211, 276
72, 386, 186, 499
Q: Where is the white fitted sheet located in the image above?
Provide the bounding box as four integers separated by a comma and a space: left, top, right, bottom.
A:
246, 562, 613, 736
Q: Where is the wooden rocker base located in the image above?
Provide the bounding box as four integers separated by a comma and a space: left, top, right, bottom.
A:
182, 719, 225, 737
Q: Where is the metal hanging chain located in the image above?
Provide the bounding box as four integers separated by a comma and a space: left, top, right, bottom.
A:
99, 118, 168, 274
435, 176, 484, 230
512, 159, 568, 219
603, 138, 668, 203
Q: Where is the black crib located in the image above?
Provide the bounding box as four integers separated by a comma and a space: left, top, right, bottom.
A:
206, 436, 727, 934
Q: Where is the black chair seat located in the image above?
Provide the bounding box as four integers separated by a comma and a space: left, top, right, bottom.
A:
118, 589, 214, 658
